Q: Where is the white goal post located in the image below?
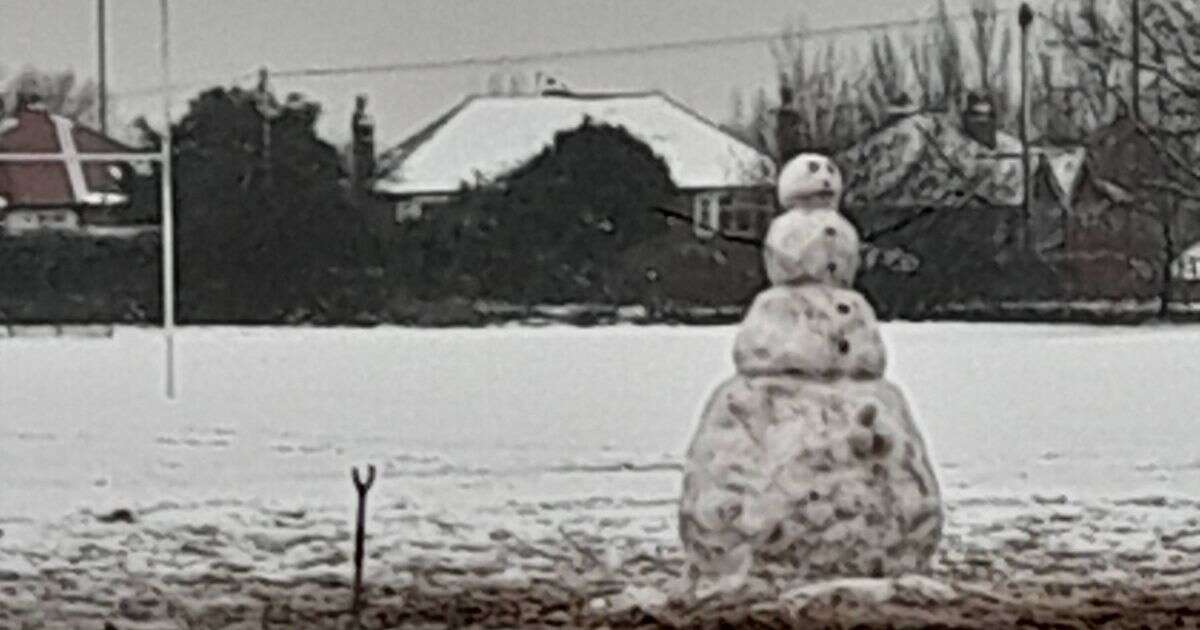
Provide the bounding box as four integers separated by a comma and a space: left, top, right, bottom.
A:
0, 0, 177, 399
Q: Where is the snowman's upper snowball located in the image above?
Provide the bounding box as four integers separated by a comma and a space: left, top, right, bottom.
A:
763, 209, 861, 288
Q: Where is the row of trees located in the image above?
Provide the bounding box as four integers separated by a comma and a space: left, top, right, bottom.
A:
6, 0, 1200, 325
726, 0, 1143, 158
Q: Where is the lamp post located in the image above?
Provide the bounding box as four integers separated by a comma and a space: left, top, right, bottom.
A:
97, 0, 107, 134
1018, 2, 1033, 254
159, 0, 177, 399
1132, 0, 1141, 122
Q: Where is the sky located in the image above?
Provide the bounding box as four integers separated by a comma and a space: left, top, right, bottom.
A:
0, 0, 1036, 149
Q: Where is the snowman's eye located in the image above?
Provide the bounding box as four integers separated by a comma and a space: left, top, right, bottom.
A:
807, 160, 820, 173
827, 163, 837, 175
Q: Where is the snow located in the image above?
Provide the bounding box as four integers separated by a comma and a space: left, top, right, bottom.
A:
373, 93, 774, 195
79, 191, 130, 205
6, 323, 1200, 626
1047, 147, 1086, 203
1, 322, 1199, 539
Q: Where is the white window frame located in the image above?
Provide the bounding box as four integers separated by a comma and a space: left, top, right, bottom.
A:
692, 192, 721, 239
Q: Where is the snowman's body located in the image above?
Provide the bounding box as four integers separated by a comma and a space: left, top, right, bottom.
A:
677, 153, 943, 598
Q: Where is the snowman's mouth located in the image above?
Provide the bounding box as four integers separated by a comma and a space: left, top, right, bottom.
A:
798, 190, 837, 205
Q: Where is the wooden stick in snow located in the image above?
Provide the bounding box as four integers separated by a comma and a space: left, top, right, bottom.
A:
351, 464, 377, 618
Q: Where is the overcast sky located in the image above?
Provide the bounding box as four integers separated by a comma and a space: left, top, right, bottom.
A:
0, 0, 1036, 148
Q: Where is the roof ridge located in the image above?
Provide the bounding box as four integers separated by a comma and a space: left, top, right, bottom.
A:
376, 94, 479, 171
472, 90, 663, 100
651, 90, 774, 164
373, 89, 775, 194
1, 108, 143, 153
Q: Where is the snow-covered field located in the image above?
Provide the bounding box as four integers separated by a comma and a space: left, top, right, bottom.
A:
4, 323, 1200, 627
4, 322, 1198, 522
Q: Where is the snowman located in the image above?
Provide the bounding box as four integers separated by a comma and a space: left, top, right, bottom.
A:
677, 153, 943, 601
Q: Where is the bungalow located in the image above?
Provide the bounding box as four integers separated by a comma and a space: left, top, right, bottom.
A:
0, 93, 146, 236
1067, 114, 1200, 301
359, 86, 777, 241
836, 91, 1085, 258
828, 92, 1091, 313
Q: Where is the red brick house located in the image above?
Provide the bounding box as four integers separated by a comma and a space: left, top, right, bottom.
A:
0, 95, 145, 236
1065, 115, 1200, 302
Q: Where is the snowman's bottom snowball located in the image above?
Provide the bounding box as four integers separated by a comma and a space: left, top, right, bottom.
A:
677, 374, 943, 591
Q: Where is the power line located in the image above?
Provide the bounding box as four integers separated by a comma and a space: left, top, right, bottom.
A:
110, 70, 257, 99
110, 6, 1018, 97
271, 8, 1017, 80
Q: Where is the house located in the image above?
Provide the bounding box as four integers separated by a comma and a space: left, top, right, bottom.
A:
0, 93, 148, 236
1067, 114, 1200, 301
836, 91, 1085, 257
361, 87, 777, 241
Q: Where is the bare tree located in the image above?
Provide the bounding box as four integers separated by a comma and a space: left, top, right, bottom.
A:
766, 24, 878, 156
1043, 0, 1200, 315
751, 0, 1035, 159
1042, 0, 1130, 131
3, 67, 99, 124
968, 0, 1016, 123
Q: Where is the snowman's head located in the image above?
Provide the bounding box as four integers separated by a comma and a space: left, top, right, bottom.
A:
776, 153, 843, 211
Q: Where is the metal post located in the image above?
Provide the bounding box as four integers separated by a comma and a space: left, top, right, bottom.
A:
1132, 0, 1141, 122
98, 0, 107, 135
1019, 3, 1033, 253
159, 0, 177, 399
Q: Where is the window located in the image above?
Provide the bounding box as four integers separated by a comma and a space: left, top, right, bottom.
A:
732, 210, 752, 234
719, 209, 734, 231
693, 192, 772, 238
395, 200, 422, 222
692, 192, 721, 238
1185, 256, 1200, 280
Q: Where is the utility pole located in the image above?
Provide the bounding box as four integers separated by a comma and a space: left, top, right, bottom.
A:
256, 67, 274, 186
1132, 0, 1141, 122
1018, 2, 1033, 253
98, 0, 107, 134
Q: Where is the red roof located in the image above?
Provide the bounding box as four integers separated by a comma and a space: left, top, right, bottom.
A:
0, 106, 148, 210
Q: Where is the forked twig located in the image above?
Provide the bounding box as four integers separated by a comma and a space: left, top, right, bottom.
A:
350, 464, 377, 620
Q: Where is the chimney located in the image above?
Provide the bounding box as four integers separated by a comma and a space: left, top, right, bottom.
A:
775, 78, 803, 164
15, 91, 45, 112
962, 90, 998, 149
535, 72, 571, 96
884, 92, 919, 125
350, 95, 376, 198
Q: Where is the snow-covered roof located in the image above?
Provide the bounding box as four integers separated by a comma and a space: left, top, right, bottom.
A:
373, 92, 775, 196
1047, 148, 1086, 200
836, 111, 1085, 209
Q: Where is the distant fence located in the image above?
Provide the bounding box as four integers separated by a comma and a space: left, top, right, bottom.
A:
0, 324, 115, 338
